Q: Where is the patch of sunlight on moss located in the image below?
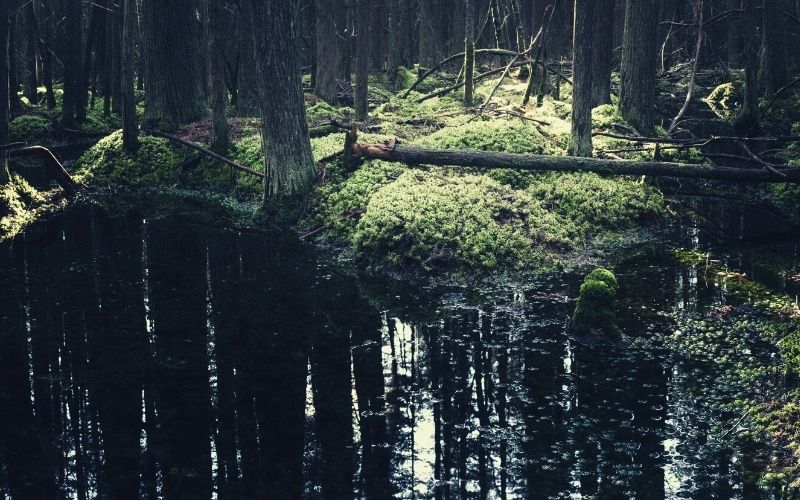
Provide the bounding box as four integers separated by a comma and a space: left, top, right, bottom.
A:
352, 170, 572, 270
0, 174, 44, 239
311, 131, 393, 163
704, 82, 739, 120
416, 117, 557, 154
75, 130, 183, 186
307, 101, 355, 124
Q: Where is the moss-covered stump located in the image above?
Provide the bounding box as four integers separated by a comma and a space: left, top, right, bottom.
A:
568, 268, 619, 336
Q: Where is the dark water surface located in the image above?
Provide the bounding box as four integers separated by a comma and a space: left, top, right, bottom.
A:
0, 201, 797, 499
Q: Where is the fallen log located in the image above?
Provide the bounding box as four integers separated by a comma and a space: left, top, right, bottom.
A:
7, 146, 80, 197
344, 135, 800, 184
144, 130, 264, 179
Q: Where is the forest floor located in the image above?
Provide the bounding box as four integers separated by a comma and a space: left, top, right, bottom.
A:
3, 64, 800, 492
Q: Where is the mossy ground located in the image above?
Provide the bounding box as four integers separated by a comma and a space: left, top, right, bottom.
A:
305, 75, 667, 272
0, 174, 62, 240
11, 86, 125, 144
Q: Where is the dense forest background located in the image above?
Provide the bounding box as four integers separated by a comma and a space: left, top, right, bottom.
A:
2, 0, 800, 197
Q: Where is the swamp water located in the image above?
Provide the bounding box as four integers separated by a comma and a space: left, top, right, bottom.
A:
0, 198, 797, 499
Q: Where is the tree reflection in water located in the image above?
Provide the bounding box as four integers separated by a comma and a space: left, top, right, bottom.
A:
0, 207, 752, 499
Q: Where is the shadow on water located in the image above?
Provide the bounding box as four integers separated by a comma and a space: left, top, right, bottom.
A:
0, 199, 796, 499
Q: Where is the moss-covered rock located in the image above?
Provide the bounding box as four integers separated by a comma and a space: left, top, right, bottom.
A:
568, 268, 619, 336
75, 130, 183, 186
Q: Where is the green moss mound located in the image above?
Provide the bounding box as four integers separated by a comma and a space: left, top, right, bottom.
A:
530, 173, 664, 236
568, 268, 619, 336
352, 170, 571, 269
9, 115, 52, 142
417, 118, 557, 155
585, 267, 618, 293
76, 130, 183, 186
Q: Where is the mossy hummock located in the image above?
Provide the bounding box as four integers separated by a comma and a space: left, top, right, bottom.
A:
568, 268, 619, 336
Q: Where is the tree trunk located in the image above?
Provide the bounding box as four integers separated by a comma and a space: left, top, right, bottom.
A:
735, 0, 759, 133
141, 0, 205, 130
209, 0, 230, 152
354, 0, 372, 121
346, 140, 800, 183
121, 0, 138, 152
1, 0, 9, 184
23, 0, 37, 105
315, 0, 347, 105
62, 0, 84, 127
8, 10, 20, 115
419, 0, 443, 68
464, 0, 476, 106
250, 0, 317, 205
39, 0, 56, 109
569, 0, 594, 157
727, 0, 742, 66
761, 0, 787, 96
80, 0, 108, 118
591, 0, 614, 106
619, 0, 660, 133
110, 4, 122, 115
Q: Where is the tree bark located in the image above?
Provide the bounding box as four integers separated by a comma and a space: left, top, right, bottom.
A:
39, 0, 56, 109
570, 0, 594, 157
619, 0, 660, 133
250, 0, 317, 205
345, 139, 800, 184
209, 0, 230, 152
62, 0, 84, 127
762, 0, 787, 96
591, 0, 614, 106
315, 0, 347, 105
464, 0, 476, 106
735, 0, 759, 133
1, 0, 9, 184
121, 0, 138, 152
354, 0, 372, 121
727, 0, 742, 66
419, 0, 444, 68
141, 0, 205, 129
22, 0, 37, 105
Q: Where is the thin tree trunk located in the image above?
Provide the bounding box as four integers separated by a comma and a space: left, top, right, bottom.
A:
23, 0, 38, 105
354, 0, 371, 121
62, 0, 83, 127
464, 0, 476, 106
40, 0, 56, 109
735, 0, 759, 133
762, 0, 787, 96
121, 0, 138, 152
209, 0, 230, 152
569, 0, 594, 157
1, 0, 9, 183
